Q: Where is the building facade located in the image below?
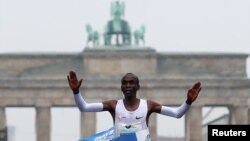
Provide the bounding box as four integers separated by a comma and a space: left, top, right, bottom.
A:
0, 47, 249, 141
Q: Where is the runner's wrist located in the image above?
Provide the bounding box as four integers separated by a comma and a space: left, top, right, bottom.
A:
73, 90, 79, 95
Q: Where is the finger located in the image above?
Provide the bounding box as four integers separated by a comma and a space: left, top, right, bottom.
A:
79, 78, 83, 84
192, 81, 201, 90
67, 75, 70, 84
198, 87, 202, 93
69, 70, 77, 80
69, 70, 75, 77
78, 79, 83, 88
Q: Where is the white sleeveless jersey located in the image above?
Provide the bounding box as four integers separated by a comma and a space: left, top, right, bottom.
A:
114, 99, 148, 137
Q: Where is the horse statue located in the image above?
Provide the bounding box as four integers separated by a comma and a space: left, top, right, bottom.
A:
133, 25, 146, 46
103, 1, 131, 46
86, 24, 100, 47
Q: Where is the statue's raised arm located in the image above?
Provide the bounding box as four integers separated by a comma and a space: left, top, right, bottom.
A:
111, 1, 125, 18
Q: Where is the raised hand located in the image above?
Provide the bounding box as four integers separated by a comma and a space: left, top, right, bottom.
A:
186, 81, 202, 104
67, 70, 83, 94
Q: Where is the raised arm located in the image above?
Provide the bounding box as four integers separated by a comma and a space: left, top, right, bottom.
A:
67, 70, 103, 112
149, 81, 202, 118
186, 81, 201, 104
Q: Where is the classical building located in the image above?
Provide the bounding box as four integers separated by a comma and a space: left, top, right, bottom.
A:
0, 47, 249, 141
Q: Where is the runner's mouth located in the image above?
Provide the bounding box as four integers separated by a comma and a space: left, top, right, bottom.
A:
125, 90, 132, 93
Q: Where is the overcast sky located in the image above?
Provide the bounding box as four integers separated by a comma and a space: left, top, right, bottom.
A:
1, 0, 250, 141
1, 0, 250, 75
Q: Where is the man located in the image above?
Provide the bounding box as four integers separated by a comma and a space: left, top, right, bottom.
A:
67, 70, 201, 139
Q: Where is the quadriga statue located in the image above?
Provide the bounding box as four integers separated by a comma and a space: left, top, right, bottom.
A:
104, 1, 131, 46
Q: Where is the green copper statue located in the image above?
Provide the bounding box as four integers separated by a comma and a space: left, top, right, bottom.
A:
86, 24, 100, 47
85, 1, 146, 47
104, 1, 131, 46
134, 25, 146, 46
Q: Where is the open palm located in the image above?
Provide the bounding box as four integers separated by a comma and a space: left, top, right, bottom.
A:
67, 70, 83, 94
187, 81, 202, 104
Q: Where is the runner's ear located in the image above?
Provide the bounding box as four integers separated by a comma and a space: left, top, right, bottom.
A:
137, 84, 140, 90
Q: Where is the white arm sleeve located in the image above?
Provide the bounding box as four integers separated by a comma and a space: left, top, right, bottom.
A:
74, 92, 103, 112
160, 101, 190, 118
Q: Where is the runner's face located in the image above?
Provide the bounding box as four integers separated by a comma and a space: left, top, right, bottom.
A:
121, 75, 139, 97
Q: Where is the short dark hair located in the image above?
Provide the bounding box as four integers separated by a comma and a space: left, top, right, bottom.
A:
121, 73, 140, 85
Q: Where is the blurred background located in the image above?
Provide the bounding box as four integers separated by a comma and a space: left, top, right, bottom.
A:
0, 0, 250, 141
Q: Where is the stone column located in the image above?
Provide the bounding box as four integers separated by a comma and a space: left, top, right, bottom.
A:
148, 113, 157, 141
229, 105, 248, 124
185, 106, 202, 141
36, 106, 51, 141
0, 107, 6, 139
80, 112, 96, 138
248, 109, 250, 124
0, 107, 6, 129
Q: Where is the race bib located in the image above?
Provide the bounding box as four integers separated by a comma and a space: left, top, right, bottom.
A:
79, 127, 151, 141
